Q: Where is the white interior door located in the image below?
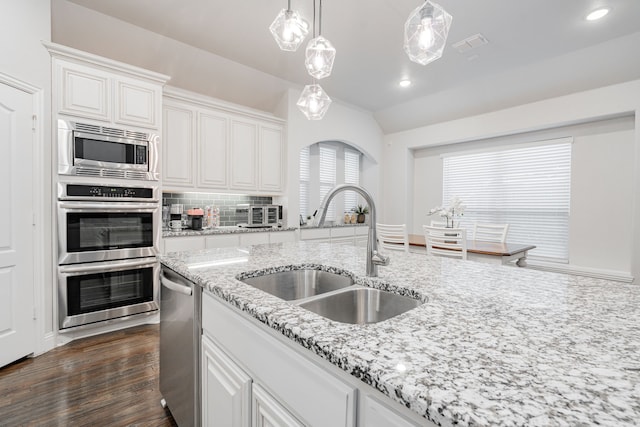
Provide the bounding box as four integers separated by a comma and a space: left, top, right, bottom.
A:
0, 81, 35, 367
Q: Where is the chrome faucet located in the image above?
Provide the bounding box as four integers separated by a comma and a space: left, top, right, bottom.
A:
313, 184, 390, 277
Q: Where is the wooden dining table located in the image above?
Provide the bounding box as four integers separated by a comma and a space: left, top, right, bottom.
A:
408, 234, 536, 267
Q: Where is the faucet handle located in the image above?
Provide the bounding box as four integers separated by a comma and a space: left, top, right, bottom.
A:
371, 250, 390, 266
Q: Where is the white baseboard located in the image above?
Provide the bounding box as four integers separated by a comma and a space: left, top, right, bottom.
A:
526, 260, 635, 283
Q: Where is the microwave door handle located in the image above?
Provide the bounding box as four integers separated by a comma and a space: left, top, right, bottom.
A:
160, 276, 193, 296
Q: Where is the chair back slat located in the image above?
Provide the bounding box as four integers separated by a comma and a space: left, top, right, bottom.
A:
376, 223, 409, 253
422, 225, 467, 260
472, 223, 509, 243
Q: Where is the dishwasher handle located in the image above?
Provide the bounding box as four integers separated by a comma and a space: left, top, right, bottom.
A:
161, 275, 193, 296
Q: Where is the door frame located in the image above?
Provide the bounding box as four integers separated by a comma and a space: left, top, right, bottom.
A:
0, 71, 52, 356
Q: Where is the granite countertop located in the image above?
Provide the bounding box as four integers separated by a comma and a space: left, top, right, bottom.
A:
300, 222, 369, 229
163, 225, 298, 238
159, 242, 640, 426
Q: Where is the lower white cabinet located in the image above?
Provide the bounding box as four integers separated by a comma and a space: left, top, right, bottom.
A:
300, 226, 369, 246
163, 231, 297, 254
202, 334, 252, 427
252, 384, 304, 427
163, 235, 205, 253
360, 394, 419, 427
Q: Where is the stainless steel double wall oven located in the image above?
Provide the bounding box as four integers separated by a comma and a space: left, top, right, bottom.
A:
57, 120, 161, 330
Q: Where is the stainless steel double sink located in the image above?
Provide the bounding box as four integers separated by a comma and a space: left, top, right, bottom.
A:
240, 269, 423, 324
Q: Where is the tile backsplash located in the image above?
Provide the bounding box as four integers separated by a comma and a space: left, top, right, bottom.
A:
163, 192, 273, 226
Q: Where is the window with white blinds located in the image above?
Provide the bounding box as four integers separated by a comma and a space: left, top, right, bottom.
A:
299, 146, 310, 219
319, 145, 337, 220
344, 149, 361, 212
442, 139, 572, 262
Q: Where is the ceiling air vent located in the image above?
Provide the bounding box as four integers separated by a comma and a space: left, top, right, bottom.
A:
452, 33, 488, 54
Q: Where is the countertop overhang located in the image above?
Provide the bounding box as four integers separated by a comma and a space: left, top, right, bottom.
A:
159, 241, 640, 426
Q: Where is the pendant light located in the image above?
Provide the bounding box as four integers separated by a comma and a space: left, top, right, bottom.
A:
404, 1, 452, 65
270, 0, 310, 52
296, 82, 332, 120
304, 0, 336, 79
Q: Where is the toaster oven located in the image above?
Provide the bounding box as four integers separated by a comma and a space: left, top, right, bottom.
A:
240, 205, 282, 228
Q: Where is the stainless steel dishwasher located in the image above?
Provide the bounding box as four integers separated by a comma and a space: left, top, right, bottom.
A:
159, 266, 201, 427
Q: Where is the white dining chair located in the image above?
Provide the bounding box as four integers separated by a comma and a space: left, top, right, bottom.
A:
430, 220, 447, 227
376, 223, 409, 253
422, 225, 467, 260
472, 223, 509, 243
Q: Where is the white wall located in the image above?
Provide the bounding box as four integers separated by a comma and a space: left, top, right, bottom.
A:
283, 89, 384, 227
1, 0, 53, 347
383, 80, 640, 282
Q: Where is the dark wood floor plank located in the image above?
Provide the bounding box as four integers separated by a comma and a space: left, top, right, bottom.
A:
0, 324, 177, 427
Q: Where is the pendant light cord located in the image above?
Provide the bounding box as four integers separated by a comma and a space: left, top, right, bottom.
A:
312, 0, 317, 38
287, 0, 291, 12
319, 0, 323, 36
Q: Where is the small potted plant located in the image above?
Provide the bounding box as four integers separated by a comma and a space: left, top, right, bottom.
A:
353, 205, 369, 223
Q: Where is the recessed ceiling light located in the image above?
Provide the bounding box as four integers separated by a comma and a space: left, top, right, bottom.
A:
399, 79, 412, 88
586, 8, 610, 21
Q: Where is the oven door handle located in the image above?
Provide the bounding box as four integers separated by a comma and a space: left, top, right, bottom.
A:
58, 257, 157, 274
161, 275, 193, 296
58, 201, 159, 210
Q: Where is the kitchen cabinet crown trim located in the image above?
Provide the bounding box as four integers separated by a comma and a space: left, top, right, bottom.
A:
43, 41, 170, 85
164, 85, 285, 125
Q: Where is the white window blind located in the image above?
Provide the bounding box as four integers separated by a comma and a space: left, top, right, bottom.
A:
442, 139, 572, 262
299, 146, 310, 219
344, 149, 361, 212
319, 145, 337, 220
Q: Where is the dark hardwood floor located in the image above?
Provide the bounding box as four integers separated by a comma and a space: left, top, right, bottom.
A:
0, 324, 177, 427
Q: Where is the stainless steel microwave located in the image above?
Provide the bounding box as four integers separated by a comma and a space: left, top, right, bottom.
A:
58, 119, 159, 181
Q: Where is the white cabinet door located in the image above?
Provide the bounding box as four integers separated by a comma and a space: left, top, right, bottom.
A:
205, 234, 240, 249
0, 80, 35, 367
299, 228, 331, 241
114, 77, 160, 129
360, 395, 420, 427
198, 111, 229, 189
56, 59, 110, 122
162, 103, 195, 188
259, 124, 284, 193
230, 119, 258, 191
240, 232, 270, 247
269, 231, 296, 244
252, 384, 303, 427
202, 335, 252, 427
163, 236, 205, 254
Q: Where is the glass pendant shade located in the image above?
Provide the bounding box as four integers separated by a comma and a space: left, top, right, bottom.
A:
270, 8, 310, 51
404, 1, 452, 65
296, 84, 332, 120
304, 36, 336, 79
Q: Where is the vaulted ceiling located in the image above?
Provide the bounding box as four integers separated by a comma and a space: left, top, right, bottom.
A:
57, 0, 640, 133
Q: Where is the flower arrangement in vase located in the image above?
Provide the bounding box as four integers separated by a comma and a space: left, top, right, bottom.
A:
427, 197, 465, 228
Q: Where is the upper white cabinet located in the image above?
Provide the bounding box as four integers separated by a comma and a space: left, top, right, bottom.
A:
162, 87, 285, 194
230, 118, 258, 191
259, 124, 284, 192
46, 42, 168, 130
163, 102, 195, 187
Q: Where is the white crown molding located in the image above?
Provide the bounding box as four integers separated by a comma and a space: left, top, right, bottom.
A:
42, 41, 171, 85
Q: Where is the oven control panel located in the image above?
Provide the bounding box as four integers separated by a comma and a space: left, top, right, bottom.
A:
66, 184, 155, 199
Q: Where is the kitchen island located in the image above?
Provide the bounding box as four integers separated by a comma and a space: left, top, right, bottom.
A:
159, 241, 640, 426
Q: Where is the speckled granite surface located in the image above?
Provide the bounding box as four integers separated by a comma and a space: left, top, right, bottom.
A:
159, 241, 640, 426
162, 225, 298, 238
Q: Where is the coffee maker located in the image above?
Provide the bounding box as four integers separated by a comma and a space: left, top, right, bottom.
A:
169, 204, 183, 230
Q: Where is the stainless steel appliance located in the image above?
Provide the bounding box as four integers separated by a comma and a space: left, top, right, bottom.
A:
57, 183, 160, 264
58, 119, 159, 181
239, 204, 283, 228
159, 266, 200, 427
58, 257, 159, 329
56, 182, 161, 330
